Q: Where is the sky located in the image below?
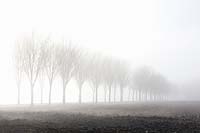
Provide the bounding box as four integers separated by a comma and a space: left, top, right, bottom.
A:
0, 0, 199, 104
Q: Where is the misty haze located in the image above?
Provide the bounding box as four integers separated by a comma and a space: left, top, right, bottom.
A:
0, 0, 200, 132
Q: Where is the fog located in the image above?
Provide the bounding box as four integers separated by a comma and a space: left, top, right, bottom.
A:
0, 0, 199, 104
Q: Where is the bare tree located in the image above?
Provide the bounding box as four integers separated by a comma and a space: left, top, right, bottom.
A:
21, 35, 45, 105
103, 84, 108, 102
149, 72, 171, 101
74, 50, 88, 104
15, 34, 174, 105
128, 70, 138, 102
102, 57, 116, 103
88, 54, 103, 103
127, 84, 132, 101
101, 59, 108, 103
57, 42, 77, 104
132, 66, 153, 102
38, 70, 45, 104
116, 60, 129, 102
44, 42, 59, 104
14, 42, 23, 104
132, 66, 171, 102
38, 43, 48, 104
112, 59, 120, 102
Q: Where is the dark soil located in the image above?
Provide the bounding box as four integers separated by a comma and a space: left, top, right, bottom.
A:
0, 102, 199, 133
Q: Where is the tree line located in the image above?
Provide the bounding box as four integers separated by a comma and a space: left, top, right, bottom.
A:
14, 35, 171, 105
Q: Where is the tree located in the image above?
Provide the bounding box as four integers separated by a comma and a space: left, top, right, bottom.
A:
116, 60, 129, 102
38, 69, 45, 104
44, 42, 59, 104
57, 42, 78, 104
88, 54, 103, 103
132, 66, 171, 102
149, 72, 171, 101
21, 34, 45, 105
74, 50, 88, 104
103, 84, 108, 102
128, 70, 137, 102
14, 34, 173, 104
112, 59, 120, 102
38, 43, 48, 104
102, 57, 116, 103
132, 66, 153, 102
14, 42, 23, 104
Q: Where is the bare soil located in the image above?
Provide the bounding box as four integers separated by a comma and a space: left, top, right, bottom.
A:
0, 101, 199, 132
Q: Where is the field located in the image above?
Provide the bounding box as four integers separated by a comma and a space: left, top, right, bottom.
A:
0, 102, 200, 132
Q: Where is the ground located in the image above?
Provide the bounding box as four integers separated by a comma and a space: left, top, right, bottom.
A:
0, 102, 199, 132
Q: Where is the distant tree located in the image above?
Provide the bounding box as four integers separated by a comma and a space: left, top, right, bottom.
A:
102, 57, 116, 103
127, 80, 132, 101
21, 34, 45, 105
74, 50, 88, 104
103, 84, 108, 102
112, 59, 120, 102
88, 54, 103, 103
116, 60, 129, 102
132, 66, 153, 102
14, 42, 24, 104
128, 71, 137, 102
149, 73, 171, 101
38, 43, 48, 104
113, 83, 118, 102
101, 71, 107, 102
132, 66, 172, 102
57, 42, 77, 104
38, 69, 45, 104
14, 34, 173, 104
44, 42, 59, 104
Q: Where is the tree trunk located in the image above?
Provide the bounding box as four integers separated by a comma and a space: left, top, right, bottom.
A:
113, 86, 116, 102
128, 88, 131, 101
78, 84, 82, 104
17, 85, 20, 104
49, 83, 52, 104
95, 86, 98, 104
144, 91, 147, 102
92, 90, 95, 103
104, 87, 107, 103
136, 90, 139, 101
120, 86, 123, 102
149, 92, 153, 101
31, 84, 34, 105
62, 81, 68, 104
132, 89, 134, 102
41, 87, 43, 104
147, 92, 149, 101
138, 90, 141, 102
63, 85, 66, 104
108, 85, 111, 103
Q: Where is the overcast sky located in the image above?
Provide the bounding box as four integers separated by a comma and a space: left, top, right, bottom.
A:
0, 0, 199, 103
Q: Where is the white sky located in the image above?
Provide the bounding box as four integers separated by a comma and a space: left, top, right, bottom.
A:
0, 0, 199, 104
